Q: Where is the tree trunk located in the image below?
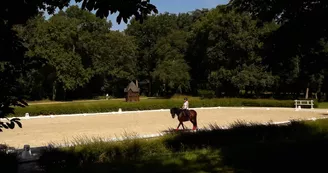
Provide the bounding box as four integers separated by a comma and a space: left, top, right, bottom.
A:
305, 86, 309, 99
63, 89, 67, 101
52, 81, 57, 101
148, 79, 152, 97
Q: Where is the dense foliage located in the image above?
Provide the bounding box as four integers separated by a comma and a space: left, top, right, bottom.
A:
11, 3, 328, 102
1, 0, 157, 130
14, 6, 138, 100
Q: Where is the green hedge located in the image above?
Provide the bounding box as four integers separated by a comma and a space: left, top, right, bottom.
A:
10, 98, 317, 117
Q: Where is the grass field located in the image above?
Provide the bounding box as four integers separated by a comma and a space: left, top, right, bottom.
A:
318, 102, 328, 108
26, 118, 328, 173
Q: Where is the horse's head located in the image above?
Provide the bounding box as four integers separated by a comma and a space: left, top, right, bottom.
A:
170, 108, 178, 119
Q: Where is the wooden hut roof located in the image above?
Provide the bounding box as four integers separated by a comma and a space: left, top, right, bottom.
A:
124, 81, 140, 92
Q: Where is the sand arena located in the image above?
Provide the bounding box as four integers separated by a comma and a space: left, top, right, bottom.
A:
1, 107, 328, 148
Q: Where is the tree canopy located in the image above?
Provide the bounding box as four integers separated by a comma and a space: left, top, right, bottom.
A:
8, 3, 328, 101
0, 0, 157, 131
228, 0, 328, 98
2, 0, 328, 131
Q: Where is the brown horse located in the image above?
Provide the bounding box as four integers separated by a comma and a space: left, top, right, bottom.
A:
170, 107, 198, 131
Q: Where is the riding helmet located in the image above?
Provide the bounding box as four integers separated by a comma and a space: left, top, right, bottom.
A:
184, 97, 188, 101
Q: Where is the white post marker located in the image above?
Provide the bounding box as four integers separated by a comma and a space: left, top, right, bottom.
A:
25, 113, 30, 119
118, 108, 122, 113
21, 144, 32, 159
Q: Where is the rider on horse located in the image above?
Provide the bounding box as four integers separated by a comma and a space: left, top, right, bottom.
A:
182, 97, 190, 119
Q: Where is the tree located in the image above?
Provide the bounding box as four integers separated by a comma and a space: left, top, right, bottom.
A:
125, 13, 179, 96
16, 6, 139, 100
183, 8, 217, 94
16, 7, 110, 100
97, 31, 138, 97
0, 0, 158, 131
228, 0, 328, 99
152, 30, 191, 94
191, 6, 276, 96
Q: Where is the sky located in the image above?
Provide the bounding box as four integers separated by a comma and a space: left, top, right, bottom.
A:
46, 0, 229, 31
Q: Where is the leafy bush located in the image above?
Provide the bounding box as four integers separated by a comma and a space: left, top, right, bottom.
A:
0, 151, 18, 173
38, 119, 328, 173
39, 135, 171, 173
198, 89, 216, 99
10, 98, 306, 117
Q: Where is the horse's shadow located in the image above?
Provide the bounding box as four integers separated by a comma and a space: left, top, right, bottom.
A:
161, 128, 197, 134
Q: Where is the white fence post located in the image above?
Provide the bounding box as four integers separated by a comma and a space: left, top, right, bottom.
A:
294, 100, 297, 109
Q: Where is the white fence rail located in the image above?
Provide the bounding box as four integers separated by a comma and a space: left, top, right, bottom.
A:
294, 100, 314, 109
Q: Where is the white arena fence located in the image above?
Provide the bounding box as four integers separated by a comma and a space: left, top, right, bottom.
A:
2, 105, 327, 120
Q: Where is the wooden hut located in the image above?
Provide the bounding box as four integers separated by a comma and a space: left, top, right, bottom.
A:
124, 81, 140, 102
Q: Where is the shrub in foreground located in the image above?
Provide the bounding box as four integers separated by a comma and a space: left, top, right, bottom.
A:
11, 98, 305, 117
38, 135, 171, 173
0, 151, 18, 173
38, 119, 328, 173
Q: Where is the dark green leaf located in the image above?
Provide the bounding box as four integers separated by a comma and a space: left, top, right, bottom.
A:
15, 121, 22, 128
6, 122, 15, 129
11, 118, 21, 121
2, 123, 9, 129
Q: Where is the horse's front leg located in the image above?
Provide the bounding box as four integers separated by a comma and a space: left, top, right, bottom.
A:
181, 122, 185, 130
176, 122, 181, 130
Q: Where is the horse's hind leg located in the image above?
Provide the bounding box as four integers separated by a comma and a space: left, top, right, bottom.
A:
191, 119, 198, 131
190, 120, 196, 130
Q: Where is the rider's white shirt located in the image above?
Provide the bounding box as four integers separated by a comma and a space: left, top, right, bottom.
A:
183, 101, 189, 109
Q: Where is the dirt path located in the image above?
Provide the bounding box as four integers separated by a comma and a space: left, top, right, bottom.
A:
1, 108, 327, 148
